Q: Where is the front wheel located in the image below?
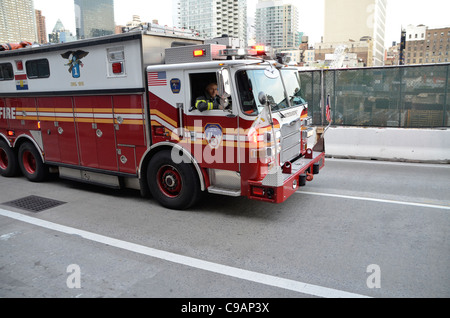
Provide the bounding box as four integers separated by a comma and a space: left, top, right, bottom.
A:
18, 142, 48, 182
147, 150, 201, 210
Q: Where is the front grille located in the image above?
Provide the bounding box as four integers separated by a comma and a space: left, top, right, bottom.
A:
280, 120, 301, 164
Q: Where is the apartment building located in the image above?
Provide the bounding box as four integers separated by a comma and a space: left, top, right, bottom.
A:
35, 9, 47, 44
403, 25, 450, 65
255, 0, 300, 51
0, 0, 37, 43
175, 0, 247, 43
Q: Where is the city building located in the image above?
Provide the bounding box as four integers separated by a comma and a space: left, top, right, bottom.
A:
0, 0, 37, 43
304, 48, 315, 65
403, 24, 450, 65
315, 38, 373, 67
48, 19, 77, 43
74, 0, 115, 39
254, 0, 301, 51
279, 49, 301, 64
35, 10, 47, 44
385, 42, 400, 66
323, 0, 386, 66
175, 0, 247, 44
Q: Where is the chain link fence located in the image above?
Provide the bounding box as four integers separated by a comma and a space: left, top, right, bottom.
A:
299, 63, 450, 128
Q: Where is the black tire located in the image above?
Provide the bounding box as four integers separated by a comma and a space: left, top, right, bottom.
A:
0, 139, 19, 177
147, 150, 201, 210
18, 142, 48, 182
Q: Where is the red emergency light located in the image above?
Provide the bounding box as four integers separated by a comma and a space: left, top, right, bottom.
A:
15, 60, 24, 71
252, 45, 266, 56
112, 62, 123, 74
193, 49, 205, 57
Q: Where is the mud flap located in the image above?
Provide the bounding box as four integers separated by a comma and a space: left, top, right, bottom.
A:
312, 135, 325, 153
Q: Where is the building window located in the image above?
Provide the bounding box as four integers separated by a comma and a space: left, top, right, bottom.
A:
26, 59, 50, 79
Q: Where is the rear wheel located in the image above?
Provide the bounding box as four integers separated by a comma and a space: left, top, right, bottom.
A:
147, 150, 201, 210
18, 142, 48, 182
0, 140, 19, 177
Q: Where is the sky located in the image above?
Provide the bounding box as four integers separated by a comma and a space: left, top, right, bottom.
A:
33, 0, 450, 48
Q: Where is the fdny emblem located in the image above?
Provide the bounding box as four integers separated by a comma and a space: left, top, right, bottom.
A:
61, 50, 89, 78
170, 78, 181, 94
204, 124, 223, 149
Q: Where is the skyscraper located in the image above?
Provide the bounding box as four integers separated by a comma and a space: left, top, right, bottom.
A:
49, 19, 77, 43
74, 0, 115, 39
255, 0, 300, 51
323, 0, 387, 66
35, 10, 47, 44
0, 0, 37, 43
175, 0, 247, 44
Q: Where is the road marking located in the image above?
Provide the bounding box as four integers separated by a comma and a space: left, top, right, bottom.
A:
0, 208, 370, 298
298, 191, 450, 210
326, 158, 450, 168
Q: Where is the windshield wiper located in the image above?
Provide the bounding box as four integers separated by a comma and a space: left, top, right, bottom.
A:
270, 103, 286, 117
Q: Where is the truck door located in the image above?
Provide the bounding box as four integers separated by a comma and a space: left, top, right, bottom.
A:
37, 97, 78, 165
74, 95, 118, 171
183, 70, 239, 172
112, 94, 147, 174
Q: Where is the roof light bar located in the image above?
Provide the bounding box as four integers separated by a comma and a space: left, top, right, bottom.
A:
219, 46, 268, 58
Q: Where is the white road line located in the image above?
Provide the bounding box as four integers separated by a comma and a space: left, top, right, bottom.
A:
298, 191, 450, 210
0, 208, 370, 298
325, 158, 450, 168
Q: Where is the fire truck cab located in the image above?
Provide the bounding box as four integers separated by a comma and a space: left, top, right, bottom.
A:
0, 31, 325, 210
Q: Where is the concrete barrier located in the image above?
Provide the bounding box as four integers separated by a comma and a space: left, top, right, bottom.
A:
312, 127, 450, 163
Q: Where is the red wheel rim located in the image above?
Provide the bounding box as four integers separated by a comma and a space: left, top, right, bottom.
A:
156, 165, 182, 198
0, 148, 8, 170
22, 150, 36, 174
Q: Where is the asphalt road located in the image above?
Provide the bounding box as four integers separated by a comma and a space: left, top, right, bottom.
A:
0, 158, 449, 300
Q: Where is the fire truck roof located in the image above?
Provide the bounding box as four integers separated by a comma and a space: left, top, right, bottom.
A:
0, 31, 201, 58
146, 59, 279, 72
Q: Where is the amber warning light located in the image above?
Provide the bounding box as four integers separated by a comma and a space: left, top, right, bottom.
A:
193, 49, 206, 57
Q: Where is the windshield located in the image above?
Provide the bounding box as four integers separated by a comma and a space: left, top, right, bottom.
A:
236, 68, 306, 115
281, 69, 307, 107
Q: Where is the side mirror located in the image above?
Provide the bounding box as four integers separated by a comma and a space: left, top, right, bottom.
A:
217, 68, 231, 97
258, 91, 268, 106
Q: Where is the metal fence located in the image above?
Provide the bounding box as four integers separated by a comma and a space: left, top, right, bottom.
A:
299, 63, 450, 128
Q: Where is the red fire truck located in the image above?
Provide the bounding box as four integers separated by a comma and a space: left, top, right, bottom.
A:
0, 31, 325, 209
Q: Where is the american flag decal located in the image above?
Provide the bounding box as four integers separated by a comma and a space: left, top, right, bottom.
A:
148, 71, 167, 86
326, 95, 331, 123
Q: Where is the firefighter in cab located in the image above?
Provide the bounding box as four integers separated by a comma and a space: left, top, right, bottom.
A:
195, 83, 224, 112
